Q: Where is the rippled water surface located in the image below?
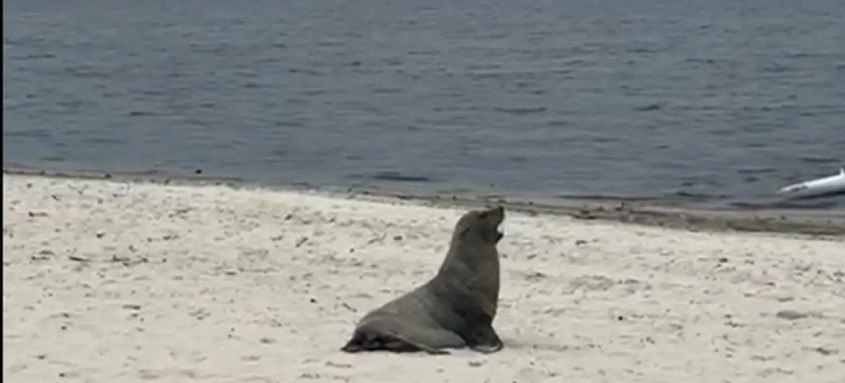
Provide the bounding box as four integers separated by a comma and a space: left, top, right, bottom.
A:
4, 0, 844, 206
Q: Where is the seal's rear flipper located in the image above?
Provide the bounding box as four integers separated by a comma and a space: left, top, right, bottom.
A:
341, 341, 363, 353
341, 329, 382, 352
341, 329, 424, 353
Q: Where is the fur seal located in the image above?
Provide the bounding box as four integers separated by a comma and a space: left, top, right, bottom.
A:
341, 206, 506, 354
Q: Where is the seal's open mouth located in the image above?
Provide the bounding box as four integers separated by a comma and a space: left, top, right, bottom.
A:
474, 206, 506, 243
488, 206, 505, 242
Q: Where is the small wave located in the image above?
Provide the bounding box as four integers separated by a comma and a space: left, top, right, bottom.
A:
82, 136, 123, 145
373, 88, 402, 95
635, 104, 661, 112
371, 171, 431, 183
493, 106, 547, 115
274, 120, 305, 128
799, 156, 840, 165
730, 197, 844, 210
40, 155, 65, 163
554, 194, 655, 202
288, 68, 323, 76
672, 191, 727, 201
736, 167, 775, 175
128, 110, 156, 117
4, 130, 52, 139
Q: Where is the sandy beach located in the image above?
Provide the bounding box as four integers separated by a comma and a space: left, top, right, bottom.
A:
3, 173, 844, 383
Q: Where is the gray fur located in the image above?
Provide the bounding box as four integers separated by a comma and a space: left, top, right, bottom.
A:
342, 206, 505, 354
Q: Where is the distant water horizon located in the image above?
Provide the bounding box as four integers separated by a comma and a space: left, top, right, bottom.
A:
4, 0, 844, 209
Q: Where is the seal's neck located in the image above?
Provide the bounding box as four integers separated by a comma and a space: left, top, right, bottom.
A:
436, 240, 499, 285
432, 240, 500, 318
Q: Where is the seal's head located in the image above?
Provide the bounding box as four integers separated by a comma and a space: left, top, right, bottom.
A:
453, 206, 505, 244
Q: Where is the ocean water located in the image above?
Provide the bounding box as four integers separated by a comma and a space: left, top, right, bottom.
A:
4, 0, 844, 207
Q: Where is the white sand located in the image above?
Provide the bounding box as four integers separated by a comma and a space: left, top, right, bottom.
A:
3, 174, 844, 383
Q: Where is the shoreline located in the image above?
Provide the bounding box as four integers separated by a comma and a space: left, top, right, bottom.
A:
4, 167, 844, 236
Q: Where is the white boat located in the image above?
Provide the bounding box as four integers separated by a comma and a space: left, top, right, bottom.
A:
778, 167, 845, 200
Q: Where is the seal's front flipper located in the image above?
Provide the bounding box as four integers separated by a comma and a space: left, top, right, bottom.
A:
465, 324, 503, 353
398, 326, 466, 355
471, 342, 502, 353
414, 343, 452, 355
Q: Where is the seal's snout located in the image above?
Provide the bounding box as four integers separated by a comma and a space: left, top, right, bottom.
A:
480, 206, 505, 243
482, 206, 505, 223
